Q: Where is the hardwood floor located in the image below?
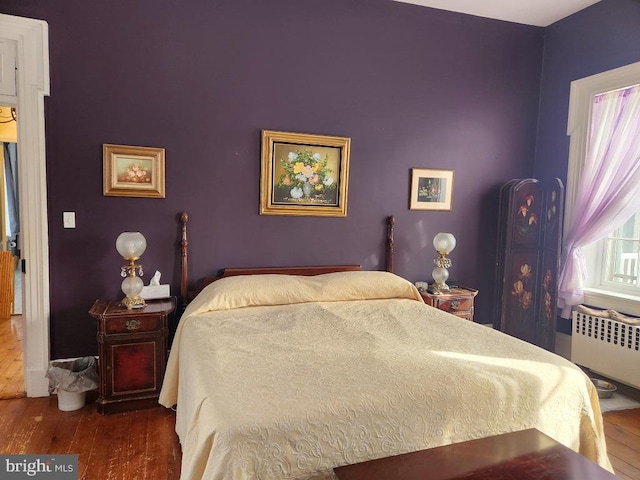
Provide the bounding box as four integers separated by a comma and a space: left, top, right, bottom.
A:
0, 394, 637, 479
605, 408, 640, 479
0, 314, 25, 399
0, 394, 181, 480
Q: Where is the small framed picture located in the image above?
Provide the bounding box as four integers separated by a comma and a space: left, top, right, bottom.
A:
103, 144, 165, 198
260, 130, 350, 217
409, 168, 454, 211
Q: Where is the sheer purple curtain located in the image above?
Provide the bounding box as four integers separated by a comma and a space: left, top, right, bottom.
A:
558, 85, 640, 318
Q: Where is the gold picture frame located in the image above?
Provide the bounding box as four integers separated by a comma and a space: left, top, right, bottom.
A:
103, 144, 166, 198
260, 130, 351, 217
409, 168, 454, 211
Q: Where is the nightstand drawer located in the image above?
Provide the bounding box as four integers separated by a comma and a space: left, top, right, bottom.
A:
419, 286, 478, 322
434, 296, 472, 314
104, 315, 161, 335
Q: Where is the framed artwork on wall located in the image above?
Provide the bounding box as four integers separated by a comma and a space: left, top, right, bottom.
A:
103, 144, 166, 198
260, 130, 351, 217
409, 168, 455, 211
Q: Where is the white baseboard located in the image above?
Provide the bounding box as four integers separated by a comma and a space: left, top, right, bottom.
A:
25, 368, 50, 397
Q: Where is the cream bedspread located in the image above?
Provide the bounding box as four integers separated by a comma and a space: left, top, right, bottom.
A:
160, 271, 611, 480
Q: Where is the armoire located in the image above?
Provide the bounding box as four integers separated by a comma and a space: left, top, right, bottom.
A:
493, 178, 564, 352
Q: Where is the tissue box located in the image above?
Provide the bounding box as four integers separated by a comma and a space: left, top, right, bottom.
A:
140, 284, 170, 300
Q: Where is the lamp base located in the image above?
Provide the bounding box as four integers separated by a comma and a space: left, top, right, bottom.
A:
121, 295, 146, 310
430, 281, 451, 294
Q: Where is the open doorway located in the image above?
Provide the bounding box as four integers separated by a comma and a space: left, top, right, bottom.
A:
1, 105, 20, 314
0, 104, 24, 399
0, 14, 50, 398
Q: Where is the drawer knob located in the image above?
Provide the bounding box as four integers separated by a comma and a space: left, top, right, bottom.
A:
451, 300, 460, 310
126, 319, 141, 331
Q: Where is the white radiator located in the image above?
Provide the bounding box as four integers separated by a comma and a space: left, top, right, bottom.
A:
571, 311, 640, 389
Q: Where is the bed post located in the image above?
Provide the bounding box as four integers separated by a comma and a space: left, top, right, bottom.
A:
180, 212, 189, 309
386, 215, 394, 273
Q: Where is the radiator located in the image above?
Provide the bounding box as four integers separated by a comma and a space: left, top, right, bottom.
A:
571, 311, 640, 389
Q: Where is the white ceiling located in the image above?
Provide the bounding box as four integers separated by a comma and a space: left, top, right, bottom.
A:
394, 0, 601, 27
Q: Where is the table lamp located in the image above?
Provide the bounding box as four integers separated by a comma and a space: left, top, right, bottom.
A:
116, 231, 146, 309
431, 232, 456, 293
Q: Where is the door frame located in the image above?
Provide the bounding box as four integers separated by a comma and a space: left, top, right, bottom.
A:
0, 13, 50, 397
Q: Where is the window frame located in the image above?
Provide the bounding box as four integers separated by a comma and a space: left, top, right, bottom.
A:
584, 233, 640, 292
565, 61, 640, 316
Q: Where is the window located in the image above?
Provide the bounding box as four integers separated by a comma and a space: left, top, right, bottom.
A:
564, 62, 640, 316
580, 88, 640, 300
603, 214, 640, 287
586, 213, 640, 296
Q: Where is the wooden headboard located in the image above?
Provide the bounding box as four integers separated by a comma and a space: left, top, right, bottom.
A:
178, 212, 396, 308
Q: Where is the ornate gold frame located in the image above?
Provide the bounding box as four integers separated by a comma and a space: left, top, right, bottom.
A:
260, 130, 350, 217
103, 144, 165, 198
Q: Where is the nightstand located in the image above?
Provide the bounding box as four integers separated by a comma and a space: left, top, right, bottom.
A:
420, 286, 478, 322
89, 297, 175, 414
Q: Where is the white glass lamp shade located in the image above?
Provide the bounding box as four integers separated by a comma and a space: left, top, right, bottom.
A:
121, 275, 144, 298
432, 266, 449, 285
116, 232, 147, 260
433, 232, 456, 255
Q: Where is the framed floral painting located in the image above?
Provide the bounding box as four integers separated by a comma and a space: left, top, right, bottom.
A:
409, 168, 455, 211
260, 130, 351, 217
103, 144, 165, 198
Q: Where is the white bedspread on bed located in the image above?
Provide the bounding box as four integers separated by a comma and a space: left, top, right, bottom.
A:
159, 271, 611, 480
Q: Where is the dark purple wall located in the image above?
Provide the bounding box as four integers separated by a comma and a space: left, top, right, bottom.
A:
534, 0, 640, 182
1, 0, 543, 358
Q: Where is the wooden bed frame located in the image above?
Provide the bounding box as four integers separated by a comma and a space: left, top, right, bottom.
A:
178, 212, 396, 308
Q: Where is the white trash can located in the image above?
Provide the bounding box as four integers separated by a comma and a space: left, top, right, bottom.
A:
56, 390, 87, 411
45, 357, 98, 411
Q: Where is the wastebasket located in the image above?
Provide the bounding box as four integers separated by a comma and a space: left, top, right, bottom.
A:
45, 357, 99, 411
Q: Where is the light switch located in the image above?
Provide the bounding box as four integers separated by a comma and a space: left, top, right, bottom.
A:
63, 211, 76, 229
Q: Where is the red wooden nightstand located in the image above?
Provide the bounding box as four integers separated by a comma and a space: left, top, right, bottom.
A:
89, 297, 175, 414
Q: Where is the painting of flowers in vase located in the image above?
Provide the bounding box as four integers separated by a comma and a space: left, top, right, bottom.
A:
273, 146, 340, 205
260, 130, 351, 217
103, 143, 165, 198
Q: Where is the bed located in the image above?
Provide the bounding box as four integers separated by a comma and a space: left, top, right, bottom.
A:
160, 214, 611, 479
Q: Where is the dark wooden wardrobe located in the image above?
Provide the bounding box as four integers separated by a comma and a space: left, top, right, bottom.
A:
494, 178, 564, 351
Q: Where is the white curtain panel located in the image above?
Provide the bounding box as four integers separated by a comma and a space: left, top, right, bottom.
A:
558, 85, 640, 317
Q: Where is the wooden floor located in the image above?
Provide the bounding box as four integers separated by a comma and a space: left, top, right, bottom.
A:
0, 394, 637, 479
0, 394, 181, 480
0, 314, 25, 399
605, 408, 640, 479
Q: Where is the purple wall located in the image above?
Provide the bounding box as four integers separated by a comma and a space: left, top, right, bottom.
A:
534, 0, 640, 182
1, 0, 543, 358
